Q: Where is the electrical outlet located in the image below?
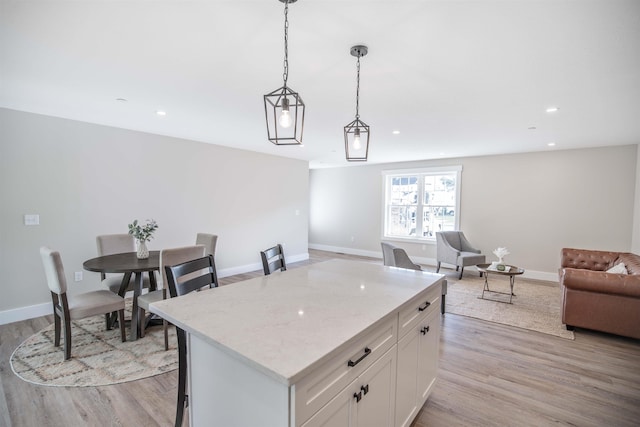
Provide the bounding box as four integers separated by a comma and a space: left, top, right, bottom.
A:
74, 271, 83, 282
24, 214, 40, 225
350, 236, 355, 242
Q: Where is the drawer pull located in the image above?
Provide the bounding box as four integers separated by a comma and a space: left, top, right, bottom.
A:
361, 384, 369, 395
420, 326, 430, 335
348, 347, 371, 367
353, 391, 362, 403
418, 301, 431, 312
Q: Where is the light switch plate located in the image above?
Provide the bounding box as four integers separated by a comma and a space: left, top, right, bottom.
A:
24, 214, 40, 225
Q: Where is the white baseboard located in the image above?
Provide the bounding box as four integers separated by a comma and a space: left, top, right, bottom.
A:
309, 244, 559, 282
217, 252, 309, 278
0, 302, 51, 326
0, 252, 311, 325
309, 243, 382, 259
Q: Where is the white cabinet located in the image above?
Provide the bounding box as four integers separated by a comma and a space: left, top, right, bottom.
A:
302, 346, 397, 427
300, 283, 442, 427
395, 288, 441, 427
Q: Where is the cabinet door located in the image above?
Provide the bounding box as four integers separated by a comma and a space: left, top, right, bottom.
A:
417, 309, 440, 404
354, 346, 397, 427
394, 327, 420, 427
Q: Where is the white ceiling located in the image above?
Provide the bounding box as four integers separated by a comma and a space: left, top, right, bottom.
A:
2, 0, 640, 169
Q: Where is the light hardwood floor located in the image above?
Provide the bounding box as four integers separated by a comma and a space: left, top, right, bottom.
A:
2, 250, 639, 426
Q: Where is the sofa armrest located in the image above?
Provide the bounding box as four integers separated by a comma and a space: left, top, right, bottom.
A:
561, 248, 619, 271
560, 268, 640, 298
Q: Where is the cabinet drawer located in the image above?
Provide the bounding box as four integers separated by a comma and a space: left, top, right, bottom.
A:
294, 316, 397, 425
398, 282, 441, 339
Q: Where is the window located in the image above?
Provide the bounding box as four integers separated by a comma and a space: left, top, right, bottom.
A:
382, 166, 462, 241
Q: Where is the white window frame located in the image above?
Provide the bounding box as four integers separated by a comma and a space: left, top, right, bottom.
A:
381, 166, 462, 243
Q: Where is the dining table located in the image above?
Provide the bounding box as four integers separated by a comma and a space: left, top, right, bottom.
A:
83, 251, 160, 341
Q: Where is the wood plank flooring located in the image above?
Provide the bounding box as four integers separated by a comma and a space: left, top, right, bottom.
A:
2, 250, 639, 426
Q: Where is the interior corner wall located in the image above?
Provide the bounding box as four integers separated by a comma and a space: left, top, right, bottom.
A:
309, 145, 637, 275
632, 144, 640, 254
0, 108, 309, 314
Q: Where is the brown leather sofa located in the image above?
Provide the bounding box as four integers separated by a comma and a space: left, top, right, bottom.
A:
559, 248, 640, 339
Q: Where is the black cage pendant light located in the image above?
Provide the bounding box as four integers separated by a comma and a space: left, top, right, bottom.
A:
344, 45, 370, 161
264, 0, 305, 145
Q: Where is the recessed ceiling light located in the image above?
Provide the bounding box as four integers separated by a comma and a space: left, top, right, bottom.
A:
116, 98, 127, 102
156, 110, 167, 116
545, 107, 559, 113
392, 130, 400, 135
548, 142, 556, 147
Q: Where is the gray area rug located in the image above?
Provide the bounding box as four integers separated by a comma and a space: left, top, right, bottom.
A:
443, 271, 575, 340
11, 301, 177, 387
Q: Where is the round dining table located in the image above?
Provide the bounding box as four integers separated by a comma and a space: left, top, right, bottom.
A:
83, 251, 160, 341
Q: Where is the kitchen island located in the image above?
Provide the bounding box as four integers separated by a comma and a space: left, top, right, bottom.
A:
150, 259, 444, 427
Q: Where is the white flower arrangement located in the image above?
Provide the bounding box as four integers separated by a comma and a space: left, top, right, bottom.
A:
493, 247, 510, 263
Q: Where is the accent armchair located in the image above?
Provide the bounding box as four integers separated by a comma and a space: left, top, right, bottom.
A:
381, 242, 447, 314
436, 231, 486, 279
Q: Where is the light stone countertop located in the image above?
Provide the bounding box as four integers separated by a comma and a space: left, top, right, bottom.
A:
150, 259, 444, 385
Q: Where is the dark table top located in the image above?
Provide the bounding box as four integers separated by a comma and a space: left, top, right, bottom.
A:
83, 251, 160, 274
476, 263, 525, 275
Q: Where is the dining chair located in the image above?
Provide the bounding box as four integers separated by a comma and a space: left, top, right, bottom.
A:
165, 254, 219, 427
137, 245, 205, 349
96, 234, 153, 295
195, 233, 218, 256
260, 243, 287, 275
40, 246, 126, 361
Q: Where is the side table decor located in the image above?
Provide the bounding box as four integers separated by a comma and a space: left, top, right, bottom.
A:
492, 246, 510, 270
128, 219, 158, 259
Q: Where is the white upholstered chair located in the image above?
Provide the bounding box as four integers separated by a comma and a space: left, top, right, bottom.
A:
436, 231, 486, 279
195, 233, 218, 256
40, 246, 126, 361
137, 245, 205, 349
96, 234, 152, 295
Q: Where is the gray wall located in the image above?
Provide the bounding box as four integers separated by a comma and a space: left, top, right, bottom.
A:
0, 108, 309, 318
310, 145, 638, 278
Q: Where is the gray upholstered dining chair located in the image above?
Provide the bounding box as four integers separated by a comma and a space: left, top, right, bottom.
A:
137, 245, 205, 349
96, 234, 152, 295
436, 231, 486, 279
195, 233, 218, 256
381, 242, 448, 314
40, 246, 126, 361
261, 243, 287, 275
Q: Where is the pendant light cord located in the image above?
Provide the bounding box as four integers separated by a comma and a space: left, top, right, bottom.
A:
355, 55, 361, 119
283, 1, 289, 88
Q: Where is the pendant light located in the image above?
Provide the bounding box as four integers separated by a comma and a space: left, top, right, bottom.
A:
344, 45, 370, 161
264, 0, 305, 145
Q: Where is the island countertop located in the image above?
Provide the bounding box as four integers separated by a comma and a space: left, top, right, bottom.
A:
150, 259, 444, 385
